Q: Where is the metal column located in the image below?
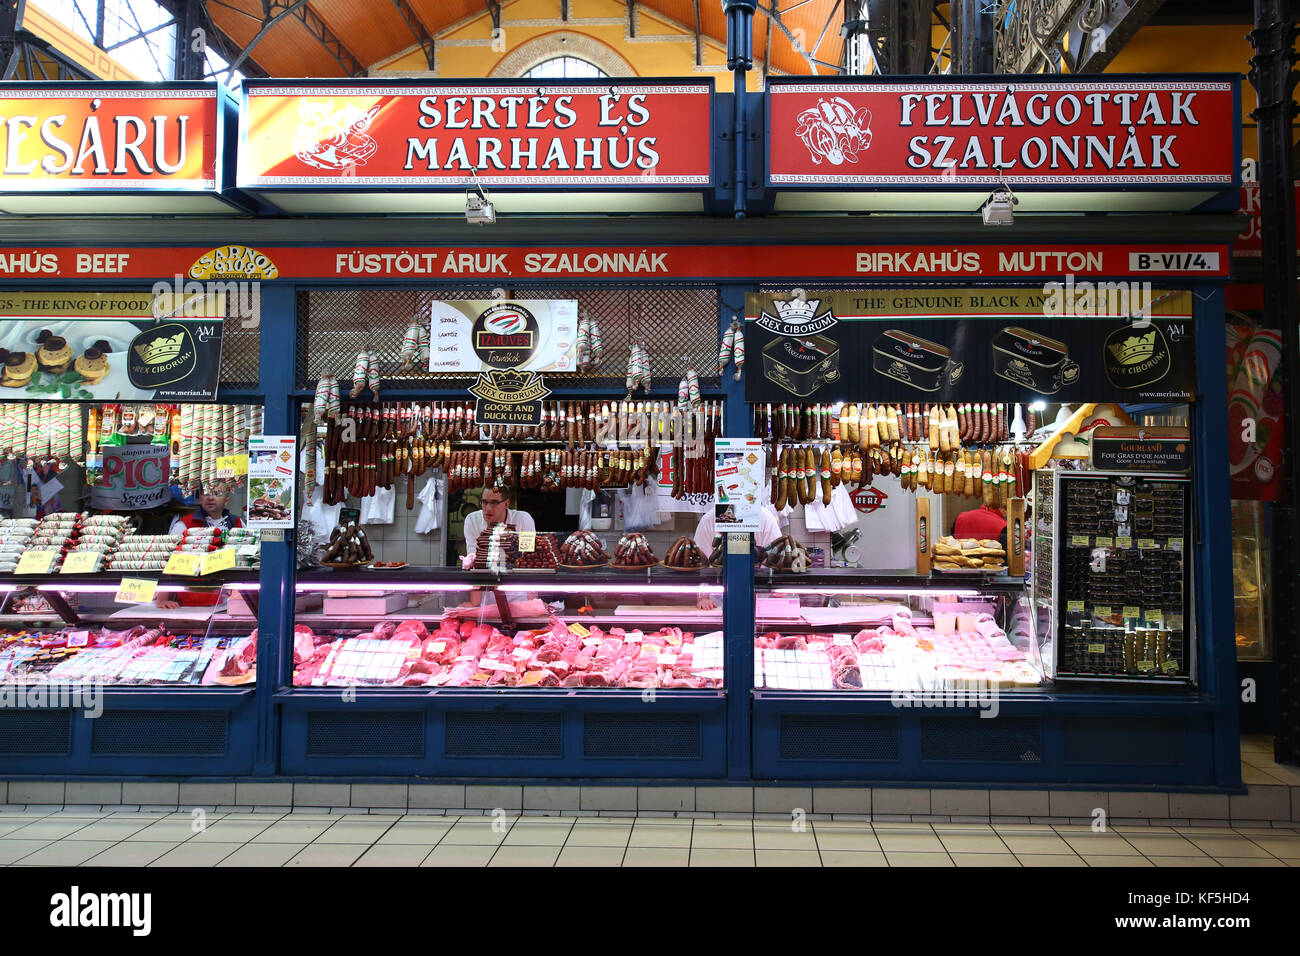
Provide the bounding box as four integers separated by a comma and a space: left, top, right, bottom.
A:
1249, 0, 1300, 765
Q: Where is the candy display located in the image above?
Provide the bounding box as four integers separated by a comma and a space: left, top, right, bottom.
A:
293, 615, 722, 689
557, 530, 609, 567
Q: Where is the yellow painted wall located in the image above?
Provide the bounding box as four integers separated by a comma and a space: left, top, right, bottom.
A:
22, 5, 142, 81
375, 0, 769, 91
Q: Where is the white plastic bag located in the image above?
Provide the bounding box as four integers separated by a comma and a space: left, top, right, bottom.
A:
831, 484, 857, 526
620, 482, 661, 531
804, 499, 828, 532
360, 486, 395, 525
300, 486, 342, 537
413, 475, 444, 534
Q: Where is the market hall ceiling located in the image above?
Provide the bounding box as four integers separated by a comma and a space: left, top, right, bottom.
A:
200, 0, 849, 79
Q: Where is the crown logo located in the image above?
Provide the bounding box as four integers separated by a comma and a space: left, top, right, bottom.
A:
134, 332, 185, 365
490, 368, 531, 391
773, 298, 821, 324
1108, 330, 1157, 366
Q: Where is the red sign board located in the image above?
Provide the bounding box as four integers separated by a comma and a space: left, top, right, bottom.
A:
1228, 324, 1284, 500
0, 84, 220, 190
769, 78, 1237, 187
238, 81, 713, 188
852, 487, 888, 514
0, 243, 1232, 281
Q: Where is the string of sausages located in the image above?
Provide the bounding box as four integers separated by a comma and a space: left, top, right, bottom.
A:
757, 401, 1031, 507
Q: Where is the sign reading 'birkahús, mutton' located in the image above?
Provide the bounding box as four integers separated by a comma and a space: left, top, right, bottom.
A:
768, 77, 1238, 186
239, 81, 712, 188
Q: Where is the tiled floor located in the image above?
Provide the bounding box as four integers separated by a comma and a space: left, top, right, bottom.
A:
0, 807, 1296, 867
1240, 734, 1300, 785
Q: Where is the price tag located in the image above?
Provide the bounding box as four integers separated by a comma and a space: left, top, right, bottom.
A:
201, 548, 236, 575
568, 622, 590, 638
510, 648, 533, 661
1070, 535, 1091, 547
164, 552, 203, 577
1115, 536, 1133, 550
1136, 660, 1155, 672
1087, 643, 1107, 654
1138, 538, 1159, 550
214, 453, 248, 479
15, 549, 59, 574
115, 578, 157, 604
832, 634, 853, 646
1122, 605, 1140, 619
517, 531, 536, 553
1161, 660, 1180, 674
60, 551, 101, 574
1168, 537, 1183, 551
66, 630, 91, 648
1144, 609, 1164, 624
1095, 606, 1112, 618
1094, 536, 1114, 548
1066, 600, 1085, 613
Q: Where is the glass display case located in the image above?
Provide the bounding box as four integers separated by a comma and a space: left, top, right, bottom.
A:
754, 571, 1042, 691
1231, 499, 1271, 661
0, 400, 266, 689
290, 565, 724, 689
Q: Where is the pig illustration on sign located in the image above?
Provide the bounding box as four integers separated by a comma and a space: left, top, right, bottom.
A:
294, 100, 380, 171
795, 97, 872, 166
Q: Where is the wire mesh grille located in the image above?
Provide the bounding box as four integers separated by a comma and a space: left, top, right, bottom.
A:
295, 286, 722, 392
218, 294, 261, 390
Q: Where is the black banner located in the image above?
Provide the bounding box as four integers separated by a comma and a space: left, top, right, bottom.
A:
470, 369, 550, 426
744, 290, 1196, 405
1091, 428, 1192, 472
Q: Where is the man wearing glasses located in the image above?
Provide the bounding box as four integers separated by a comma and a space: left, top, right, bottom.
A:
462, 487, 536, 562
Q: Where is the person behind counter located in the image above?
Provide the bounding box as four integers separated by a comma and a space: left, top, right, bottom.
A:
461, 487, 535, 566
169, 483, 244, 536
953, 502, 1008, 550
158, 482, 243, 609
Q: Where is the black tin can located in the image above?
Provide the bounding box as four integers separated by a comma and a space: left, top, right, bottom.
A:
991, 326, 1080, 394
871, 329, 962, 392
761, 334, 841, 397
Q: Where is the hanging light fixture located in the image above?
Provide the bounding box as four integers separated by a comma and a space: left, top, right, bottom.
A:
464, 167, 495, 225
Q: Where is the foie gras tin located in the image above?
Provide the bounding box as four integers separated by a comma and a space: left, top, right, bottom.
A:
761, 334, 841, 397
871, 329, 962, 392
991, 326, 1080, 394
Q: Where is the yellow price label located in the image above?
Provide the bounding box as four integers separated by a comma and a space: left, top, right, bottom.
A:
1094, 536, 1114, 548
1168, 537, 1183, 551
1138, 538, 1159, 550
15, 549, 59, 574
1122, 605, 1140, 619
1070, 535, 1090, 547
1087, 643, 1107, 654
201, 548, 236, 575
1115, 536, 1133, 549
1161, 660, 1180, 674
60, 551, 101, 574
164, 552, 203, 577
1144, 609, 1164, 623
1136, 660, 1155, 672
214, 453, 248, 479
1167, 614, 1184, 630
568, 622, 590, 638
1095, 606, 1112, 618
517, 531, 536, 553
1066, 600, 1085, 613
115, 578, 157, 604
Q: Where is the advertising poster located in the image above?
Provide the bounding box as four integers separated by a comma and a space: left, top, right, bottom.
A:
0, 291, 224, 402
1228, 324, 1284, 500
744, 288, 1196, 405
714, 439, 765, 533
90, 443, 172, 511
430, 299, 578, 373
247, 436, 296, 529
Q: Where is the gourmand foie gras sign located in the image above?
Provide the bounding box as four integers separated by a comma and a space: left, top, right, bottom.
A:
429, 300, 574, 427
744, 289, 1196, 404
768, 78, 1237, 185
238, 81, 712, 187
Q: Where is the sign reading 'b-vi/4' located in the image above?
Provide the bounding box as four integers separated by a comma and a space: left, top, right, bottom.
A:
238, 80, 713, 188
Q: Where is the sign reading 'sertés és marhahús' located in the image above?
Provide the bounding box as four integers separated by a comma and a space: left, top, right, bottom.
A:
239, 81, 712, 188
768, 78, 1237, 186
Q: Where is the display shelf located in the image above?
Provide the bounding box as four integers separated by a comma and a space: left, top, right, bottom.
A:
0, 569, 260, 588
296, 566, 723, 590
755, 568, 1026, 591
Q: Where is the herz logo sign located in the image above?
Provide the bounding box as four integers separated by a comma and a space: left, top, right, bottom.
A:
852, 486, 888, 514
